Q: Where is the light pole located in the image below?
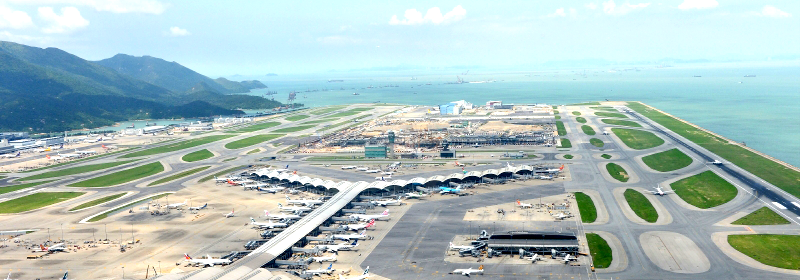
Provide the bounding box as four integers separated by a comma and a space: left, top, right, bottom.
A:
104, 224, 108, 241
60, 223, 64, 241
158, 261, 162, 275
122, 266, 125, 279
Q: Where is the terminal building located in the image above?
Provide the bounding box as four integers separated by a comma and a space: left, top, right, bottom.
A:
479, 231, 579, 254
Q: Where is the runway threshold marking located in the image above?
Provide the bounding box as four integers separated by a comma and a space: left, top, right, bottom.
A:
772, 202, 787, 210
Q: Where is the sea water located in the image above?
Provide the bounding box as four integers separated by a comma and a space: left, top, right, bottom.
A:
249, 64, 800, 167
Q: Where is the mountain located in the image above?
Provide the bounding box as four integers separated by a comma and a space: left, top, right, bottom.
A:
0, 41, 257, 132
95, 54, 234, 93
214, 78, 266, 93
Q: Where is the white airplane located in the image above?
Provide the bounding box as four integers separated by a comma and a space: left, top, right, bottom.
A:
448, 242, 476, 251
60, 272, 74, 280
45, 154, 63, 161
75, 149, 96, 155
404, 192, 427, 199
544, 164, 565, 173
1, 152, 20, 159
256, 186, 285, 193
304, 263, 335, 276
224, 209, 235, 218
250, 217, 287, 229
188, 203, 208, 211
525, 253, 541, 262
561, 254, 575, 263
167, 199, 188, 209
310, 253, 338, 263
285, 195, 323, 206
59, 152, 81, 159
454, 161, 465, 167
375, 175, 391, 181
342, 166, 357, 170
709, 160, 723, 165
338, 266, 369, 280
35, 243, 66, 252
648, 186, 674, 196
553, 212, 570, 220
243, 182, 268, 190
451, 265, 484, 276
350, 209, 389, 221
4, 272, 11, 280
365, 169, 381, 173
332, 230, 369, 241
516, 199, 533, 209
277, 203, 312, 212
343, 219, 375, 231
381, 171, 393, 176
372, 198, 402, 206
264, 210, 301, 220
214, 175, 241, 183
322, 240, 358, 252
356, 167, 369, 171
184, 253, 231, 267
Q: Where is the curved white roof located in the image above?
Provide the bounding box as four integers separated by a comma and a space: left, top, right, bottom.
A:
365, 181, 390, 190
464, 171, 483, 178
298, 176, 313, 185
445, 173, 464, 181
386, 180, 408, 187
407, 177, 427, 185
427, 175, 446, 182
482, 169, 499, 176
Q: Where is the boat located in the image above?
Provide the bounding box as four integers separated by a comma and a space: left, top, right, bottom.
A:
352, 92, 359, 95
744, 75, 756, 77
693, 75, 701, 78
126, 123, 135, 128
328, 79, 344, 82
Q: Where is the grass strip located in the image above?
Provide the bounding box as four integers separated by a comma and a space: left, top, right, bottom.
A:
199, 165, 248, 183
601, 119, 641, 127
182, 149, 214, 162
285, 114, 310, 121
572, 111, 582, 116
272, 125, 316, 133
559, 138, 572, 148
68, 162, 164, 188
148, 166, 210, 186
732, 207, 790, 225
225, 134, 285, 149
576, 117, 586, 123
247, 148, 261, 154
606, 163, 629, 182
235, 121, 281, 133
309, 106, 348, 115
728, 234, 800, 270
642, 148, 692, 172
69, 193, 126, 211
564, 154, 574, 159
87, 193, 171, 222
671, 171, 737, 208
569, 102, 601, 106
22, 147, 138, 173
0, 180, 57, 195
0, 192, 85, 214
555, 115, 561, 120
612, 128, 664, 150
327, 108, 373, 118
628, 102, 800, 199
596, 112, 627, 118
624, 189, 658, 223
581, 125, 596, 135
222, 157, 236, 162
19, 160, 138, 181
601, 154, 612, 159
554, 110, 560, 114
586, 233, 612, 268
556, 121, 567, 135
590, 138, 605, 148
302, 118, 339, 125
121, 135, 233, 158
590, 106, 618, 112
575, 192, 597, 223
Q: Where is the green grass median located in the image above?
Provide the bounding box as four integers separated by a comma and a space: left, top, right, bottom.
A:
0, 192, 85, 214
671, 171, 737, 208
285, 114, 310, 121
612, 128, 664, 150
564, 154, 574, 159
69, 162, 164, 188
22, 148, 138, 173
575, 192, 597, 223
272, 125, 316, 133
590, 138, 605, 148
19, 160, 138, 181
601, 154, 612, 159
87, 193, 170, 222
576, 117, 587, 123
596, 112, 627, 118
624, 189, 658, 222
556, 121, 567, 135
572, 111, 581, 116
121, 135, 234, 158
309, 105, 348, 115
642, 148, 693, 172
247, 148, 261, 154
224, 134, 285, 149
586, 233, 612, 268
69, 193, 126, 211
559, 138, 572, 148
0, 180, 56, 195
581, 125, 596, 135
606, 163, 629, 182
235, 121, 281, 133
148, 166, 210, 186
182, 149, 214, 162
328, 108, 373, 118
555, 115, 561, 120
729, 234, 800, 270
302, 118, 339, 125
199, 166, 248, 183
732, 207, 790, 225
601, 119, 641, 127
591, 106, 617, 112
569, 102, 601, 106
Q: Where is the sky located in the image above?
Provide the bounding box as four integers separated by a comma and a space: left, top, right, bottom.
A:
0, 0, 798, 76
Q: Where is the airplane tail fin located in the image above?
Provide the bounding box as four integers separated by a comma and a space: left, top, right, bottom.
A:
264, 210, 269, 216
382, 209, 389, 215
327, 263, 333, 270
250, 217, 256, 223
184, 253, 192, 260
62, 272, 68, 280
278, 203, 283, 207
478, 265, 483, 270
559, 164, 564, 170
351, 240, 358, 246
363, 266, 369, 275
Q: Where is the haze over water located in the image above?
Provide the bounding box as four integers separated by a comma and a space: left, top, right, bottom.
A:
249, 64, 800, 167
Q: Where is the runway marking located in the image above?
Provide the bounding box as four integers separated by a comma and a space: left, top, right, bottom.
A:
772, 202, 787, 210
792, 202, 800, 208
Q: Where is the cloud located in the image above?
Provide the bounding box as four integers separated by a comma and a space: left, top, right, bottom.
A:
6, 0, 167, 14
0, 31, 52, 45
169, 26, 190, 36
677, 0, 718, 10
389, 5, 466, 25
759, 5, 791, 18
602, 0, 650, 15
316, 35, 362, 45
0, 4, 34, 29
546, 8, 577, 18
38, 7, 89, 34
585, 3, 598, 10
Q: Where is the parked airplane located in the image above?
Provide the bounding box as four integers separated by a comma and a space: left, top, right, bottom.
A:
278, 203, 312, 212
356, 167, 369, 171
342, 166, 357, 170
439, 185, 462, 194
553, 212, 571, 220
516, 199, 533, 208
322, 240, 358, 252
332, 230, 369, 241
250, 217, 287, 229
184, 253, 231, 267
45, 154, 63, 161
404, 192, 427, 199
448, 242, 476, 251
372, 198, 402, 206
381, 171, 393, 176
1, 152, 20, 159
343, 219, 375, 231
454, 161, 465, 167
167, 200, 188, 209
709, 160, 723, 165
375, 175, 391, 181
338, 266, 369, 280
59, 152, 81, 159
264, 210, 301, 220
544, 164, 565, 173
451, 265, 484, 276
561, 254, 575, 263
310, 253, 338, 263
365, 169, 381, 173
214, 175, 241, 183
75, 149, 96, 155
525, 253, 541, 262
648, 186, 674, 196
188, 203, 208, 211
350, 209, 389, 221
224, 209, 235, 218
35, 243, 66, 252
304, 263, 335, 276
285, 195, 323, 206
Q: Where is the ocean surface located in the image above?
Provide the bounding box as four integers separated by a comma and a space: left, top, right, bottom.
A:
247, 64, 800, 167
